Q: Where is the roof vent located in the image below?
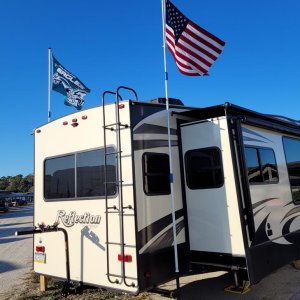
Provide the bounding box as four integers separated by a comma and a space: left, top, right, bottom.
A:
149, 98, 184, 106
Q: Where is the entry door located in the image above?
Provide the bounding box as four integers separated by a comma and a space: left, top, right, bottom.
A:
180, 120, 237, 254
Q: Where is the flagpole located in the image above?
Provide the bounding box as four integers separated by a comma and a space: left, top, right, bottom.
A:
48, 48, 52, 122
161, 0, 180, 297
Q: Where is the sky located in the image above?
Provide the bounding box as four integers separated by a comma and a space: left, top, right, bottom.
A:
1, 0, 300, 177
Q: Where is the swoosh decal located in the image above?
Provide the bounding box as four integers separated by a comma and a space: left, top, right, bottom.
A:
253, 205, 266, 217
242, 127, 272, 143
137, 209, 184, 250
281, 207, 300, 223
134, 123, 177, 135
252, 198, 278, 210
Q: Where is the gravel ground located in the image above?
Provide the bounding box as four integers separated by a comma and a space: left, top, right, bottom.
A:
0, 205, 33, 296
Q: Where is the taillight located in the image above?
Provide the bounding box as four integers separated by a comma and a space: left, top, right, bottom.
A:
36, 246, 45, 252
118, 254, 132, 263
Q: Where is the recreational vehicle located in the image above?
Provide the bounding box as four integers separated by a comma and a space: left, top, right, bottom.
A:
26, 86, 300, 294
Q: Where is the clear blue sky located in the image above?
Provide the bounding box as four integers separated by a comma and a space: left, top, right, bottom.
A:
1, 0, 300, 177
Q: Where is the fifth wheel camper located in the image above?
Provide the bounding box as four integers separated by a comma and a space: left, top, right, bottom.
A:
17, 86, 300, 295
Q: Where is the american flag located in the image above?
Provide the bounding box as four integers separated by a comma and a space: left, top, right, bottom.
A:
165, 0, 225, 76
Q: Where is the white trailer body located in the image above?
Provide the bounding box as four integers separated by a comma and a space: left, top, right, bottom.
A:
34, 102, 139, 293
33, 95, 300, 293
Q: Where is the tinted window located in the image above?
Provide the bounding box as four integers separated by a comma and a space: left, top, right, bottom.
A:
44, 155, 75, 199
77, 148, 116, 197
185, 148, 223, 189
283, 137, 300, 203
244, 148, 262, 183
143, 153, 170, 195
244, 147, 278, 184
44, 147, 117, 200
260, 148, 278, 182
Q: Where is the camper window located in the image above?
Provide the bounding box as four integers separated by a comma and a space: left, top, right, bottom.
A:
184, 147, 223, 189
244, 147, 278, 184
44, 155, 75, 199
44, 147, 117, 200
143, 153, 170, 195
282, 137, 300, 203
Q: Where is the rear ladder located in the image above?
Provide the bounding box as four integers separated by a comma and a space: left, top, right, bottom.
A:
102, 86, 138, 288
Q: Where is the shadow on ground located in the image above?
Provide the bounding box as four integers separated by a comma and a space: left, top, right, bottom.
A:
0, 260, 20, 274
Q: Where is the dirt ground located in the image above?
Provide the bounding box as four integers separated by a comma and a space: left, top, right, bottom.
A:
2, 263, 300, 300
0, 271, 151, 300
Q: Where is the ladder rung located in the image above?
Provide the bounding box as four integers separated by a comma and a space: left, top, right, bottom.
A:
105, 151, 122, 156
104, 181, 123, 184
106, 242, 136, 248
107, 205, 117, 210
105, 242, 125, 246
104, 123, 129, 128
104, 123, 118, 128
123, 205, 133, 210
105, 182, 132, 186
105, 211, 135, 215
119, 183, 133, 187
106, 273, 137, 281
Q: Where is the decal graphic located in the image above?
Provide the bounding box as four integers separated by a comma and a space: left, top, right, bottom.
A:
242, 127, 272, 144
134, 123, 177, 135
138, 209, 184, 254
252, 198, 300, 246
56, 210, 101, 227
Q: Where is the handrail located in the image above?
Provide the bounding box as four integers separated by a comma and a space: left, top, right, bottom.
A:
116, 86, 138, 102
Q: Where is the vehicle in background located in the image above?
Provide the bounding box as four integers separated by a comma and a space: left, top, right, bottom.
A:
11, 195, 28, 206
0, 197, 9, 212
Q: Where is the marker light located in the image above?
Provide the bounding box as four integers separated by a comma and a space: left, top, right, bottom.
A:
72, 118, 78, 123
63, 121, 68, 126
118, 104, 125, 109
82, 115, 88, 120
36, 129, 41, 133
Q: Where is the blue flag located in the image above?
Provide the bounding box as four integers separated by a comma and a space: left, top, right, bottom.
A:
52, 55, 90, 110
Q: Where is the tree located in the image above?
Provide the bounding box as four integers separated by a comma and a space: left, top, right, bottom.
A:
0, 176, 9, 190
20, 174, 34, 192
0, 174, 34, 193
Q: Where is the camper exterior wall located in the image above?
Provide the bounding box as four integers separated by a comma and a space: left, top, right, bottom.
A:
241, 123, 300, 283
131, 104, 189, 289
34, 102, 139, 293
242, 124, 293, 246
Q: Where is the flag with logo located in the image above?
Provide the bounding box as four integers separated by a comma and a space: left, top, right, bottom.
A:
52, 56, 90, 110
165, 0, 225, 76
